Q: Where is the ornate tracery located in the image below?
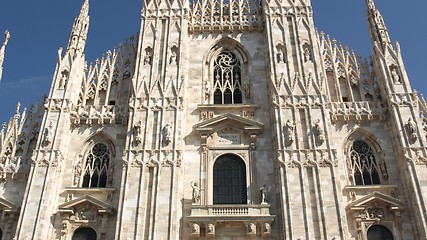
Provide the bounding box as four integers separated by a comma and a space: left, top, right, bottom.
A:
349, 140, 381, 185
213, 51, 243, 104
81, 143, 111, 188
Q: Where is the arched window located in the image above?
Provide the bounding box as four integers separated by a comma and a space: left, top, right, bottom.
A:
350, 140, 381, 185
213, 154, 247, 204
367, 225, 393, 240
72, 227, 97, 240
213, 51, 243, 104
82, 143, 110, 188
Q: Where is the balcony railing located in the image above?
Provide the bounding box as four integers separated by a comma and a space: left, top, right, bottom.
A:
188, 204, 274, 222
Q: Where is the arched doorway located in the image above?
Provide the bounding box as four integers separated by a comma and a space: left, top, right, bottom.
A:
213, 154, 247, 204
72, 227, 97, 240
367, 225, 393, 240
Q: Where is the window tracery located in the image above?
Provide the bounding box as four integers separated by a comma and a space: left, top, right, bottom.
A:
349, 140, 381, 185
213, 51, 243, 104
81, 143, 111, 188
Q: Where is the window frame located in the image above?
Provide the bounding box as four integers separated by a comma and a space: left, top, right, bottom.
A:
76, 137, 115, 189
212, 154, 248, 204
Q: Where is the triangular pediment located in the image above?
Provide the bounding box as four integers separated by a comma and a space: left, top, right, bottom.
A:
58, 195, 114, 215
347, 191, 405, 211
0, 197, 18, 212
194, 113, 264, 134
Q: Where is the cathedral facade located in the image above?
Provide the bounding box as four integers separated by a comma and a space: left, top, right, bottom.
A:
1, 0, 427, 239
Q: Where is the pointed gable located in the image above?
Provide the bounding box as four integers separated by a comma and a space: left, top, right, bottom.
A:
58, 195, 115, 215
347, 191, 405, 211
194, 113, 264, 135
0, 197, 19, 213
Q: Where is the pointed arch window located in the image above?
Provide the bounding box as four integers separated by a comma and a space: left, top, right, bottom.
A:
213, 154, 247, 204
349, 140, 381, 185
213, 51, 243, 104
82, 143, 110, 188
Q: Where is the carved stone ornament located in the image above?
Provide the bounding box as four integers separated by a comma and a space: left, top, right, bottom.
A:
262, 222, 271, 236
247, 222, 256, 235
367, 208, 385, 220
206, 223, 215, 235
191, 223, 200, 235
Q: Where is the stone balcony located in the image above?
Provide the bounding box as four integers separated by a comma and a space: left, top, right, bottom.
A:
187, 204, 275, 238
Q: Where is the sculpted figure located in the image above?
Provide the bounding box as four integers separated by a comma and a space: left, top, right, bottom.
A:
260, 185, 269, 204
143, 49, 152, 65
43, 120, 55, 146
243, 82, 251, 99
406, 118, 418, 142
284, 120, 295, 145
313, 119, 325, 145
190, 181, 200, 204
58, 70, 68, 89
132, 122, 142, 146
163, 123, 172, 145
391, 68, 401, 84
170, 50, 177, 64
73, 162, 82, 186
204, 80, 211, 99
304, 47, 311, 62
277, 49, 283, 63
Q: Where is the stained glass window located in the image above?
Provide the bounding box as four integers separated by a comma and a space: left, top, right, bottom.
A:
213, 51, 243, 104
82, 143, 110, 188
349, 140, 381, 185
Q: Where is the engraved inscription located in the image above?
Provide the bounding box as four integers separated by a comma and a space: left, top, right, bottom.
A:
218, 133, 241, 145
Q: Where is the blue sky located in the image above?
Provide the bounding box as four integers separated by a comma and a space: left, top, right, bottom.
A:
0, 0, 426, 124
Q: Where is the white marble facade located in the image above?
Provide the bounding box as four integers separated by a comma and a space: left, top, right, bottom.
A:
1, 0, 427, 239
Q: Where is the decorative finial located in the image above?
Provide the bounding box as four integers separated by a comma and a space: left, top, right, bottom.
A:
366, 0, 376, 9
0, 30, 11, 82
2, 31, 10, 47
80, 0, 90, 17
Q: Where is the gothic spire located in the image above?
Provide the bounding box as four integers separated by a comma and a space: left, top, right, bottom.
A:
365, 0, 392, 48
0, 30, 10, 83
66, 0, 90, 53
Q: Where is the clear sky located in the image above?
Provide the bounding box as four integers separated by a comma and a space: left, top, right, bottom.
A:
0, 0, 426, 124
